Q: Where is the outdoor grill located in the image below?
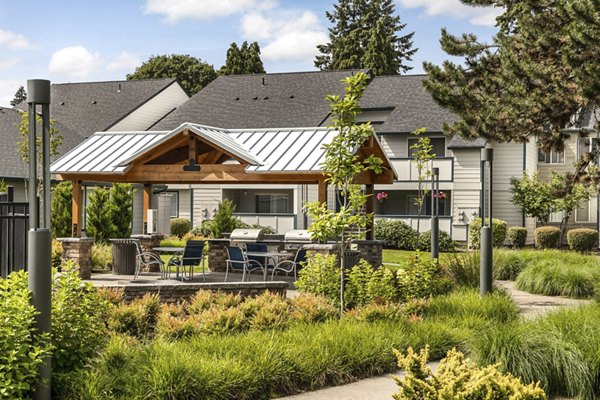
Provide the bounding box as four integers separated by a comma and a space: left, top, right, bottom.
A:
229, 229, 265, 246
283, 230, 313, 250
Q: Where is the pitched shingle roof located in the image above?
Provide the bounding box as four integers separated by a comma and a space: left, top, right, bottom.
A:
152, 70, 363, 130
47, 78, 179, 136
361, 75, 457, 133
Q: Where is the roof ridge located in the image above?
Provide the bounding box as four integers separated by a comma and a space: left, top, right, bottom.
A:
52, 78, 176, 86
221, 69, 366, 78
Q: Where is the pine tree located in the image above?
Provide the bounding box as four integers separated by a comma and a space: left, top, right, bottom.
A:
86, 188, 114, 243
10, 86, 26, 107
109, 183, 133, 238
50, 181, 72, 238
315, 0, 416, 75
244, 42, 266, 74
221, 41, 265, 75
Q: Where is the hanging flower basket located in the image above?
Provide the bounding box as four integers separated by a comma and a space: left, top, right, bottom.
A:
433, 192, 447, 200
376, 191, 388, 203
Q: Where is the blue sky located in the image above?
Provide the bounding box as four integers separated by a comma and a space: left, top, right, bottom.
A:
0, 0, 501, 106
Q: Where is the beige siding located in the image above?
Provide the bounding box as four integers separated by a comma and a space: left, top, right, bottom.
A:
178, 189, 191, 221
451, 149, 481, 242
524, 139, 538, 243
108, 83, 189, 131
380, 135, 407, 157
491, 142, 524, 231
132, 188, 143, 234
191, 185, 222, 226
537, 135, 577, 181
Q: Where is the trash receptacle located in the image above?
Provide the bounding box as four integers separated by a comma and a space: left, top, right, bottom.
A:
343, 250, 361, 270
110, 239, 137, 275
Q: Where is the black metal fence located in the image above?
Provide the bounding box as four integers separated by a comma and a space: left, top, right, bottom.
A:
0, 200, 28, 278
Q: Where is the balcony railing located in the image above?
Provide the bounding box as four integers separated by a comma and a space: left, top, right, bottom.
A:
390, 157, 454, 182
235, 213, 297, 233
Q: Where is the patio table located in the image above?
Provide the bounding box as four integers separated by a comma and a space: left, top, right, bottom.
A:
152, 247, 185, 280
245, 251, 291, 280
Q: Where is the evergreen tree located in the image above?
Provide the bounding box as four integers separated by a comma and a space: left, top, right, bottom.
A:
86, 188, 114, 243
10, 86, 26, 107
315, 0, 416, 75
244, 42, 265, 74
423, 0, 600, 227
127, 54, 217, 96
109, 183, 133, 238
220, 41, 265, 75
50, 181, 72, 238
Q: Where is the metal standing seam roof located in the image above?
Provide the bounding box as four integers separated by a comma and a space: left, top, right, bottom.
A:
51, 122, 398, 178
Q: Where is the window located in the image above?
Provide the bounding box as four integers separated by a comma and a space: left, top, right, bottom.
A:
538, 148, 564, 164
255, 194, 289, 214
576, 200, 590, 223
578, 137, 600, 158
405, 192, 450, 216
408, 137, 446, 158
549, 210, 564, 223
162, 191, 179, 218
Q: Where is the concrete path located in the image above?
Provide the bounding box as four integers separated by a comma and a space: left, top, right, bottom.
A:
281, 282, 591, 399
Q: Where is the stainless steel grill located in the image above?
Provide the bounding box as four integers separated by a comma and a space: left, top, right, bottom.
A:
229, 229, 265, 243
284, 230, 312, 243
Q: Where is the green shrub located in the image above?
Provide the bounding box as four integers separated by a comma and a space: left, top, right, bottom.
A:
108, 293, 160, 338
534, 226, 561, 249
86, 187, 114, 243
415, 230, 456, 252
159, 235, 186, 247
393, 346, 547, 399
296, 253, 341, 307
567, 228, 597, 252
52, 239, 63, 268
51, 181, 72, 238
52, 262, 110, 372
469, 218, 507, 249
374, 219, 416, 250
347, 302, 406, 322
366, 267, 397, 303
247, 292, 290, 331
507, 226, 528, 248
195, 307, 249, 335
201, 199, 243, 238
91, 243, 112, 271
170, 218, 191, 238
396, 252, 452, 301
290, 294, 337, 324
0, 271, 53, 399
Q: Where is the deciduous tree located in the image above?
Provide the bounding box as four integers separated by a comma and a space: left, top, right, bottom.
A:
127, 54, 217, 96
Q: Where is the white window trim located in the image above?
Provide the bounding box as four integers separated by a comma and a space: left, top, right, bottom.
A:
538, 148, 565, 164
408, 137, 446, 158
575, 199, 592, 223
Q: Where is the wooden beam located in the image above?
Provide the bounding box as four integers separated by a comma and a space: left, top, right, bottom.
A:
71, 180, 82, 237
143, 184, 151, 233
365, 184, 374, 240
131, 136, 188, 167
318, 180, 328, 204
188, 135, 199, 165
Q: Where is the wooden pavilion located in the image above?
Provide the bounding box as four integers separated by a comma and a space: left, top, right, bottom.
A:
51, 123, 397, 239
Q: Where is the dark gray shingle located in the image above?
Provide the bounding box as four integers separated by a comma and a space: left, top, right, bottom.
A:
152, 70, 363, 130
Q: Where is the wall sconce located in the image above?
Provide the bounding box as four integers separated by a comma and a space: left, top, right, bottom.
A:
457, 211, 465, 222
202, 208, 209, 218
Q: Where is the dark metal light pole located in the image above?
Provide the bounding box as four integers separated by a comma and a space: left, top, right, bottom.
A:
480, 148, 493, 296
27, 79, 52, 400
431, 167, 440, 260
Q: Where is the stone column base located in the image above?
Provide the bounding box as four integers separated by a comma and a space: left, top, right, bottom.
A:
207, 239, 230, 272
57, 237, 94, 279
354, 240, 383, 268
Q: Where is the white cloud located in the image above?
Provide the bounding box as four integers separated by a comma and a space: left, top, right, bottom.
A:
143, 0, 277, 23
48, 46, 100, 78
398, 0, 502, 26
242, 10, 327, 62
0, 58, 20, 71
0, 79, 23, 107
106, 52, 141, 72
0, 29, 33, 50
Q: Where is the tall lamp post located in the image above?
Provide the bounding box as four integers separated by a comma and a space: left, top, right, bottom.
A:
480, 147, 493, 296
27, 79, 52, 400
430, 167, 440, 260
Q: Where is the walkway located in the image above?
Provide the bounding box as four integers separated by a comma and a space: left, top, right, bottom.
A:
282, 282, 590, 400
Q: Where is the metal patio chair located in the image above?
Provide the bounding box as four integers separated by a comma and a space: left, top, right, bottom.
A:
225, 246, 265, 282
167, 240, 206, 281
133, 239, 165, 280
271, 248, 306, 281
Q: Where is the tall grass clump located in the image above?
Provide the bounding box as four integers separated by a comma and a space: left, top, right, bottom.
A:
516, 258, 600, 298
469, 305, 600, 399
493, 249, 527, 280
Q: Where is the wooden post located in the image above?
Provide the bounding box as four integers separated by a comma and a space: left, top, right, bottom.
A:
318, 180, 328, 205
365, 184, 374, 240
143, 184, 152, 234
71, 180, 82, 237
